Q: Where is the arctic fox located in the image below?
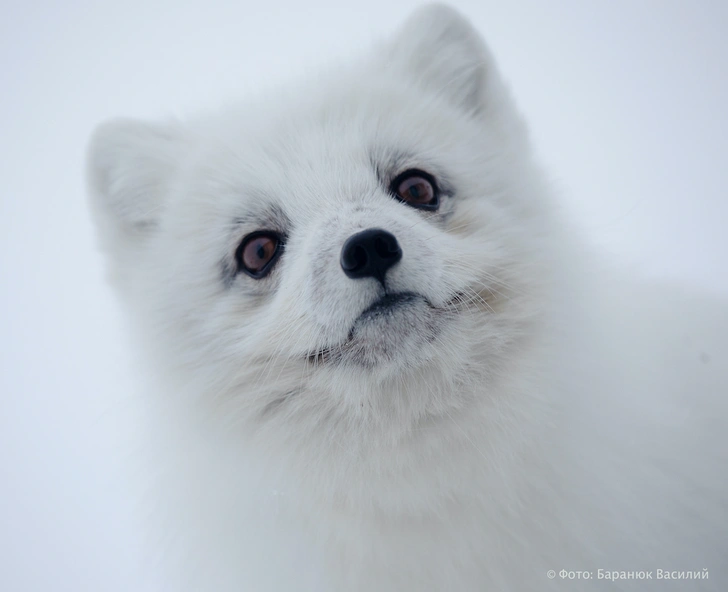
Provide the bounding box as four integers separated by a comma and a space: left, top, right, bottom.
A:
87, 4, 727, 591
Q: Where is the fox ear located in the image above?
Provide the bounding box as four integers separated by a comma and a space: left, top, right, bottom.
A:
385, 4, 498, 114
86, 118, 185, 239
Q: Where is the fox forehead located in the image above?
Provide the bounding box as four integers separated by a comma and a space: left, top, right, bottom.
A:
177, 115, 467, 241
191, 103, 468, 187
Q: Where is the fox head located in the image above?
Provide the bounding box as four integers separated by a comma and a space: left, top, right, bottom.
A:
87, 4, 561, 505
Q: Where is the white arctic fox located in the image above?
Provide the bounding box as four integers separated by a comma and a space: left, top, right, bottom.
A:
87, 4, 727, 590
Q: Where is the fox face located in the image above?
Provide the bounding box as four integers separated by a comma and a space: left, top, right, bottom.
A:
87, 5, 556, 446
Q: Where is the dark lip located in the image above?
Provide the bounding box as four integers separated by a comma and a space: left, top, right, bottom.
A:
358, 291, 419, 320
306, 292, 430, 365
306, 292, 465, 363
305, 291, 470, 365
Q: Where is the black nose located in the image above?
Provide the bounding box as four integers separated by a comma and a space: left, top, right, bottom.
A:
340, 228, 402, 284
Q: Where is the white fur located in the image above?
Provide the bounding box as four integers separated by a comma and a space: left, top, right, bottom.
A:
87, 4, 727, 590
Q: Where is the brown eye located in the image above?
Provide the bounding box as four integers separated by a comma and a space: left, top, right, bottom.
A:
391, 169, 439, 210
236, 231, 283, 278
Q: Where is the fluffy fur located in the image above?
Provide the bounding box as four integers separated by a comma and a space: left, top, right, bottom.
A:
87, 5, 727, 590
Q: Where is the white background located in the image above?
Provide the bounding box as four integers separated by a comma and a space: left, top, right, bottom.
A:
2, 1, 727, 590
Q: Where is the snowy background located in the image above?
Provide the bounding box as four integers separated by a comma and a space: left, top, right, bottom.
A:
2, 1, 727, 590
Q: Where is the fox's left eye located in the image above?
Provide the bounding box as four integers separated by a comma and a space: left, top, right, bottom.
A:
236, 231, 283, 279
391, 169, 439, 210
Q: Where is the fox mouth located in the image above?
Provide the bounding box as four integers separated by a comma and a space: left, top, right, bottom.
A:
357, 291, 420, 321
307, 291, 464, 367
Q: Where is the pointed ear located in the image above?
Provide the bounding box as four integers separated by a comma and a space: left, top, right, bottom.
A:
384, 4, 499, 115
86, 118, 185, 238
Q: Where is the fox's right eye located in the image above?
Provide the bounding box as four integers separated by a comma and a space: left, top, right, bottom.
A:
236, 231, 283, 279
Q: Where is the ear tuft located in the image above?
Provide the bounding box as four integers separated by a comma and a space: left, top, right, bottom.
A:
385, 4, 498, 114
86, 118, 184, 235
